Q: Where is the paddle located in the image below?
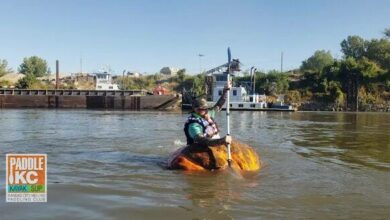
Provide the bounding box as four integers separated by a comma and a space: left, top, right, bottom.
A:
226, 47, 232, 167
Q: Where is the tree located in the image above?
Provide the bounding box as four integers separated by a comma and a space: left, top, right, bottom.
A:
173, 68, 186, 92
384, 28, 390, 39
300, 50, 334, 73
340, 35, 366, 59
300, 50, 334, 93
365, 38, 390, 70
177, 68, 186, 83
19, 56, 49, 77
0, 59, 12, 77
15, 74, 39, 89
339, 57, 382, 87
265, 70, 289, 94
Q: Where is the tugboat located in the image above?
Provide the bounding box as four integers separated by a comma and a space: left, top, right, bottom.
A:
94, 72, 119, 90
207, 73, 295, 111
181, 57, 295, 111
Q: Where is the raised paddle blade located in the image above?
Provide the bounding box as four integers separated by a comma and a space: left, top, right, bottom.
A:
227, 47, 231, 65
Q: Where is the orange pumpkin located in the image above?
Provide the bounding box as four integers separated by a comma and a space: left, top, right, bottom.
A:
168, 139, 261, 171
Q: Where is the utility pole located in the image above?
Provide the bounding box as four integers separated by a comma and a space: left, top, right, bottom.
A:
250, 66, 255, 103
55, 60, 59, 90
80, 56, 83, 74
122, 69, 126, 90
198, 54, 204, 74
281, 51, 284, 73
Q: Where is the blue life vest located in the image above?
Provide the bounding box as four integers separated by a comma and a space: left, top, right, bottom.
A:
184, 113, 219, 145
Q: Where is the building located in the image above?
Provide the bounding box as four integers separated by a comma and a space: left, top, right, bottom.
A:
153, 85, 170, 95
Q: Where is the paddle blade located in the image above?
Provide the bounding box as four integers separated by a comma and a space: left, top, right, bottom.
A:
227, 47, 231, 63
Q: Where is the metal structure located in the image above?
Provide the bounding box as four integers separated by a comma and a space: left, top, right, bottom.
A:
203, 59, 241, 75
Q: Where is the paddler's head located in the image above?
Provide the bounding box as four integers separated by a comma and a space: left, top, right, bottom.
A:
192, 98, 209, 117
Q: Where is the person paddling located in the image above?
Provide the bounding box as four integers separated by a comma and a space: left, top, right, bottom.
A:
184, 81, 232, 148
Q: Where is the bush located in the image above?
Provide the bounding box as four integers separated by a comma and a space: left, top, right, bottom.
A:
0, 80, 11, 88
15, 74, 38, 89
285, 90, 301, 104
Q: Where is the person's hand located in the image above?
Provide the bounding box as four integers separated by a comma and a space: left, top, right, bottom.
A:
224, 80, 232, 91
204, 113, 211, 121
224, 135, 232, 144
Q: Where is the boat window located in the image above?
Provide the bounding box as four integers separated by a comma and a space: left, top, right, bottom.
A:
218, 90, 222, 96
216, 75, 227, 81
230, 104, 232, 107
233, 90, 237, 96
97, 86, 102, 89
238, 104, 243, 107
250, 104, 256, 108
109, 86, 113, 89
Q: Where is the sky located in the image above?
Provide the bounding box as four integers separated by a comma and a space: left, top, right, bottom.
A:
1, 0, 389, 75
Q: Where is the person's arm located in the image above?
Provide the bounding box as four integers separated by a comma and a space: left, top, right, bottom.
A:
188, 123, 229, 147
213, 81, 232, 112
193, 135, 227, 147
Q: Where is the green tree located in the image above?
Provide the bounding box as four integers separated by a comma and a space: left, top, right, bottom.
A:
177, 69, 186, 83
365, 38, 390, 70
19, 56, 49, 77
384, 28, 390, 39
300, 50, 334, 73
15, 74, 39, 89
300, 50, 334, 93
265, 70, 289, 94
339, 57, 382, 89
173, 68, 187, 92
0, 59, 12, 77
340, 35, 366, 59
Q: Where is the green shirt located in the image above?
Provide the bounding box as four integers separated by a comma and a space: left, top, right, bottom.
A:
188, 108, 217, 139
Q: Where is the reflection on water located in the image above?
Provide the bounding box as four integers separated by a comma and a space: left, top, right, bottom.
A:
0, 109, 389, 219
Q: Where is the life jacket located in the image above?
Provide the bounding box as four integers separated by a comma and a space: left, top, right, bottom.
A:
184, 113, 219, 145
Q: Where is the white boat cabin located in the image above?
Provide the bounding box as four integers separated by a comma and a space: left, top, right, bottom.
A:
95, 72, 119, 90
210, 73, 268, 110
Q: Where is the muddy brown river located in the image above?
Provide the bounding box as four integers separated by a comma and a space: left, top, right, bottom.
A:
0, 110, 389, 219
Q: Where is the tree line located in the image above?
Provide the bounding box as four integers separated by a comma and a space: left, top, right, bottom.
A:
232, 28, 390, 109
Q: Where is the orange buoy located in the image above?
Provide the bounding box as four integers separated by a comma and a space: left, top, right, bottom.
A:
168, 139, 261, 171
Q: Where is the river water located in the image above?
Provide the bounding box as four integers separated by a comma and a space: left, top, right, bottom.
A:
0, 109, 389, 219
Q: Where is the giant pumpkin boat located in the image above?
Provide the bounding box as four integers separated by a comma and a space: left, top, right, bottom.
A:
167, 139, 261, 171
